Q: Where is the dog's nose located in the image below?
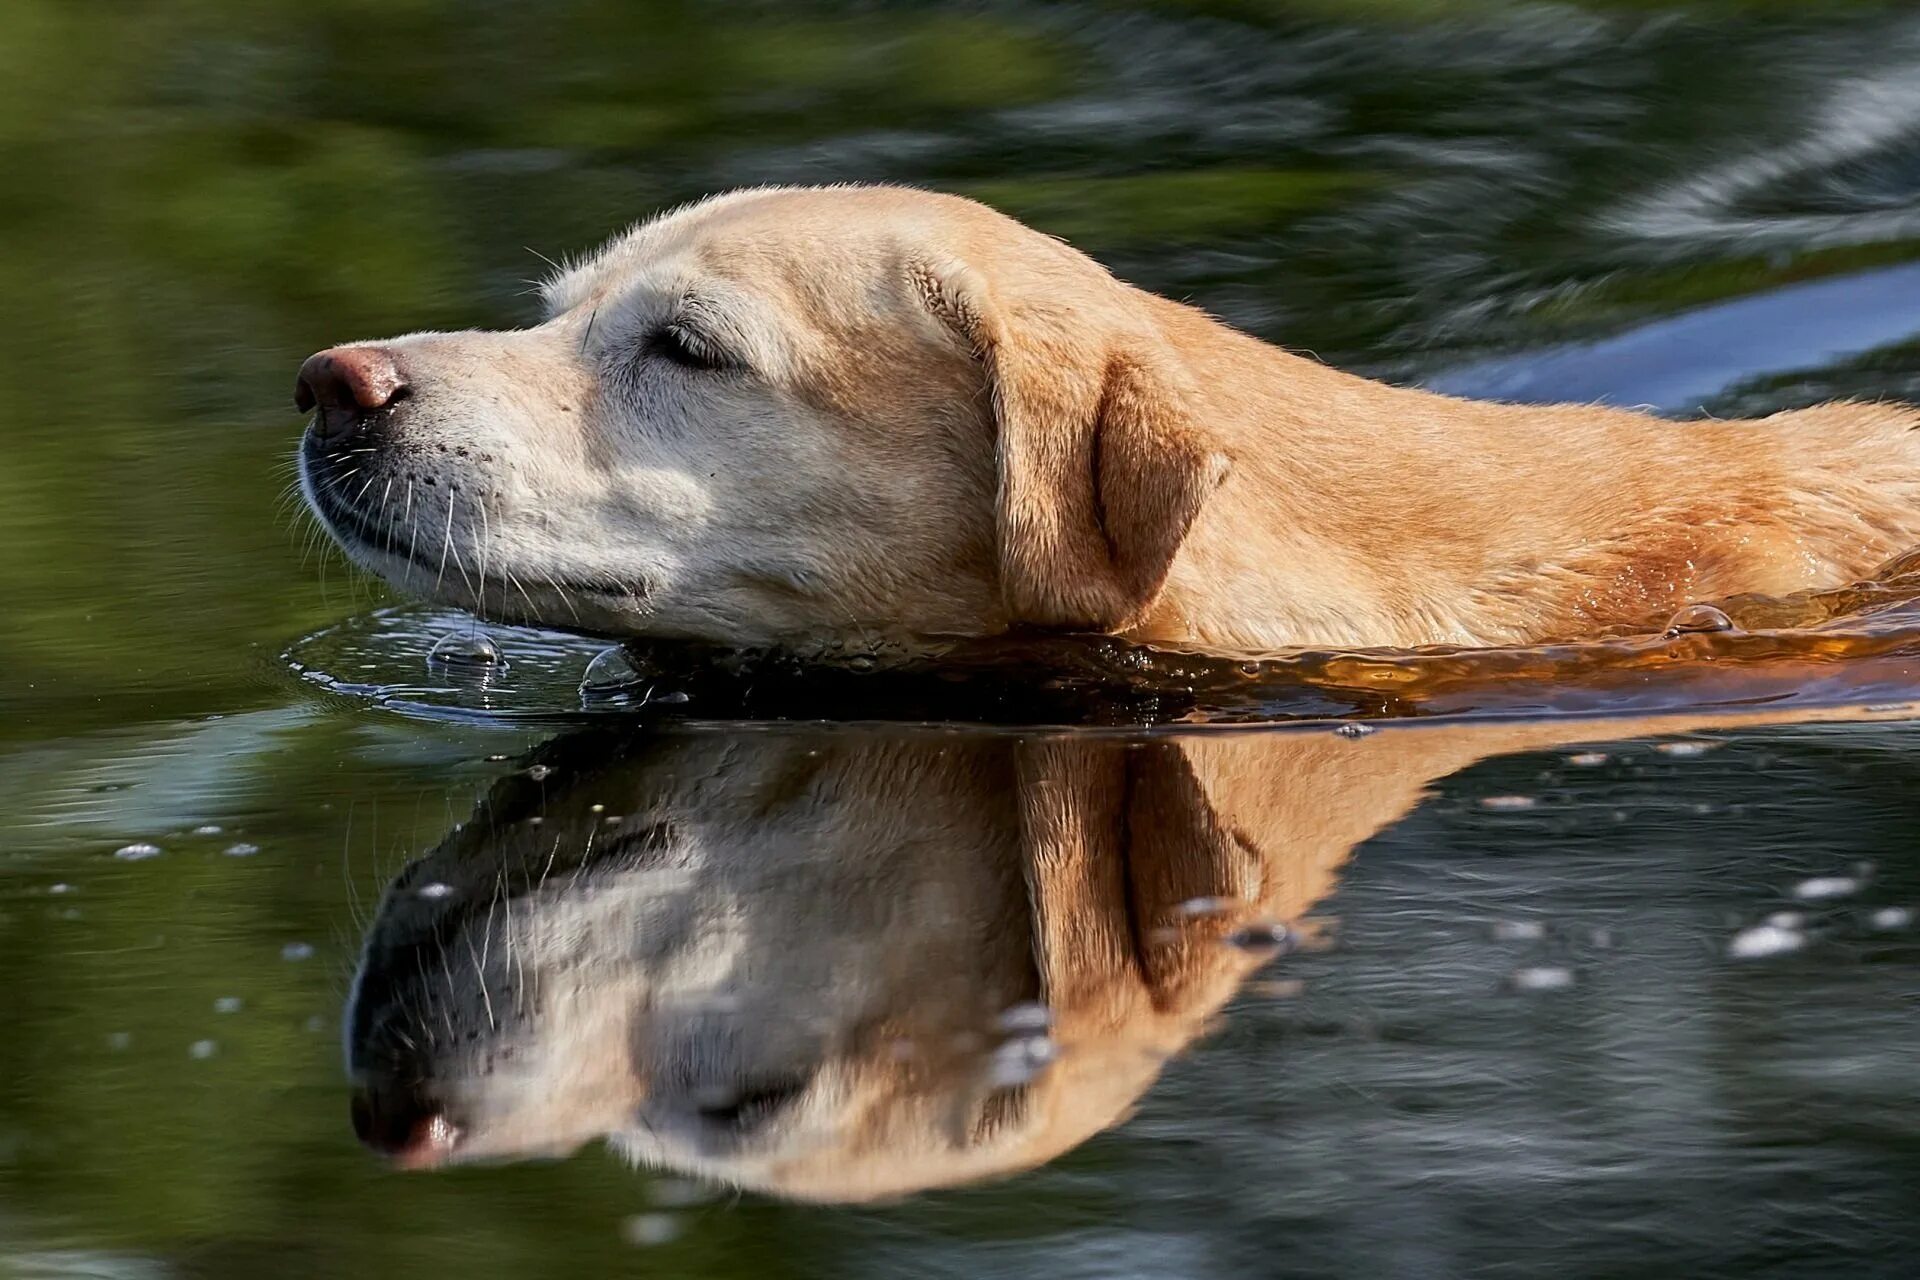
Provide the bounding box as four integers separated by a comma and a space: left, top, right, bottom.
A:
350, 1088, 462, 1170
295, 346, 408, 443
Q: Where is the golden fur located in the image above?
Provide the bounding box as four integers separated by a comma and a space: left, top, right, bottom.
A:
300, 185, 1920, 651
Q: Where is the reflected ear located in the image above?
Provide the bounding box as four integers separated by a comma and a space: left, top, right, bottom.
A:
912, 259, 1229, 632
1016, 740, 1265, 1033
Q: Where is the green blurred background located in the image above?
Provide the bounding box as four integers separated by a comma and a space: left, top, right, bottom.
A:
4, 1, 1920, 1275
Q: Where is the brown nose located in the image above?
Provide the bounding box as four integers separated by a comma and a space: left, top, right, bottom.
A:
295, 346, 408, 443
350, 1089, 462, 1170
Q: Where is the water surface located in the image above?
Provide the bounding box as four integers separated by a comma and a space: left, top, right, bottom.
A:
5, 2, 1920, 1276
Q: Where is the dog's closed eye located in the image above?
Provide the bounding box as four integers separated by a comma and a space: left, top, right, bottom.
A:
650, 323, 733, 373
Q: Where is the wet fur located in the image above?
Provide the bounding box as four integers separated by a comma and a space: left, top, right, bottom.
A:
299, 185, 1920, 652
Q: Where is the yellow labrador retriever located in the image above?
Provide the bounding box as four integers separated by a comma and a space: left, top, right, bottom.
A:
296, 185, 1920, 652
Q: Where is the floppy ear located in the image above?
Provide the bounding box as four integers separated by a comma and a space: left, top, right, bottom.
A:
912, 259, 1229, 632
1015, 739, 1267, 1035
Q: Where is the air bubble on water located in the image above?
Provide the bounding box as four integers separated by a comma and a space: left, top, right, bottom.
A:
1655, 741, 1712, 757
48, 883, 73, 896
1792, 875, 1860, 901
845, 653, 879, 673
417, 882, 455, 900
281, 942, 315, 962
1175, 895, 1240, 918
1664, 603, 1734, 637
996, 1002, 1053, 1035
655, 690, 691, 705
526, 816, 545, 825
1491, 920, 1547, 942
486, 754, 510, 762
1224, 920, 1292, 957
428, 629, 507, 672
1729, 922, 1804, 959
581, 646, 645, 697
1509, 966, 1575, 992
1478, 795, 1537, 811
1566, 752, 1609, 767
988, 1033, 1060, 1087
622, 1212, 682, 1248
590, 803, 605, 813
1869, 906, 1912, 930
1333, 722, 1376, 739
114, 842, 162, 861
223, 842, 260, 858
189, 1039, 218, 1060
191, 824, 223, 836
214, 997, 243, 1014
527, 764, 554, 781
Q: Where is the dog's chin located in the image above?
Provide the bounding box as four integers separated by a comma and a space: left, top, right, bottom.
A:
299, 456, 649, 634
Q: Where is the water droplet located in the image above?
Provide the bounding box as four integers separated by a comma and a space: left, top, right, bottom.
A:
1869, 906, 1912, 930
223, 842, 260, 858
1478, 795, 1537, 811
1224, 920, 1292, 957
1174, 895, 1240, 918
1655, 741, 1712, 757
1664, 603, 1734, 637
996, 1002, 1053, 1035
988, 1033, 1059, 1087
1766, 910, 1805, 930
1792, 875, 1860, 901
113, 842, 162, 861
48, 883, 74, 896
1333, 722, 1376, 739
214, 997, 243, 1014
845, 653, 879, 673
417, 882, 455, 900
1729, 922, 1804, 959
1491, 920, 1546, 942
190, 824, 223, 836
622, 1212, 682, 1247
590, 803, 605, 813
281, 942, 315, 962
527, 764, 554, 781
580, 646, 644, 696
304, 1015, 326, 1033
1509, 966, 1575, 992
655, 690, 691, 705
106, 1032, 132, 1051
189, 1039, 219, 1059
1565, 752, 1609, 767
428, 629, 507, 672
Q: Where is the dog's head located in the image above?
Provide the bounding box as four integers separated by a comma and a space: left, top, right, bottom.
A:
296, 186, 1229, 647
343, 728, 1348, 1201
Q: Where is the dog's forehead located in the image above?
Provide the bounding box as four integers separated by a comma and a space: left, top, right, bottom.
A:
539, 185, 978, 321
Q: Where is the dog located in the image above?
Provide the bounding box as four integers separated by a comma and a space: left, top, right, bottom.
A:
343, 703, 1870, 1200
295, 185, 1920, 654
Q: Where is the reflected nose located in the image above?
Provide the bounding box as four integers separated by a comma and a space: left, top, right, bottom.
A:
295, 346, 409, 444
350, 1088, 462, 1170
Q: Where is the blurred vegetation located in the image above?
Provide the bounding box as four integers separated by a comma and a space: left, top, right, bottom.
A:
1, 0, 1919, 1268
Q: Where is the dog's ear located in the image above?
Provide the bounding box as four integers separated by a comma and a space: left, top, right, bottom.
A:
911, 259, 1229, 632
1015, 740, 1267, 1036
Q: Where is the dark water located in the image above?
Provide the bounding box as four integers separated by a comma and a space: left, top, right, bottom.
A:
6, 1, 1920, 1276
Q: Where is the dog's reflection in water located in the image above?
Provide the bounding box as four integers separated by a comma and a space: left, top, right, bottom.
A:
344, 710, 1830, 1201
